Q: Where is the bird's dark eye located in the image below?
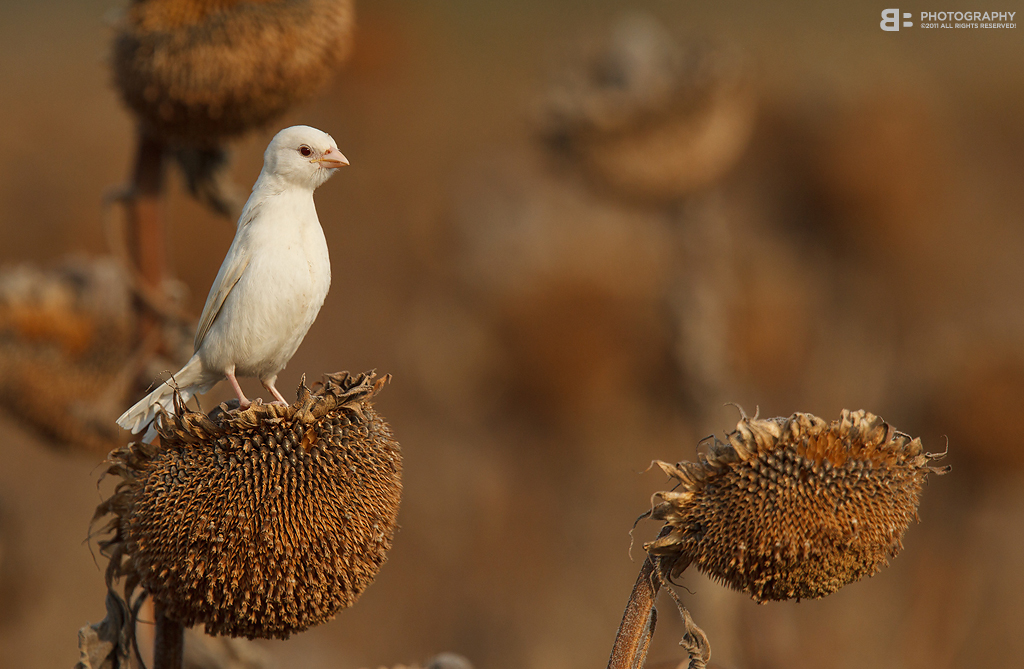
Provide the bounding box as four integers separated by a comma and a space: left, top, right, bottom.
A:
299, 145, 313, 157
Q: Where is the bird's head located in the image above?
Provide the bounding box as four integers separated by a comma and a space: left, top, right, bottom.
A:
260, 125, 349, 191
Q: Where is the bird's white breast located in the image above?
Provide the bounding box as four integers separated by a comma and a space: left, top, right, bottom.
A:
198, 188, 331, 379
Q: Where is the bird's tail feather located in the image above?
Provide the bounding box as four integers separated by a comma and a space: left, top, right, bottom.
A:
117, 355, 212, 436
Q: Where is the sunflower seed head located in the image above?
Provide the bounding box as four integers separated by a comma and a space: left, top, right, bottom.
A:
112, 0, 356, 144
0, 258, 150, 453
96, 371, 401, 639
645, 409, 948, 603
539, 13, 755, 202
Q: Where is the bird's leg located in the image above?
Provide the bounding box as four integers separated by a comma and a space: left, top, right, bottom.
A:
262, 377, 289, 405
226, 369, 252, 409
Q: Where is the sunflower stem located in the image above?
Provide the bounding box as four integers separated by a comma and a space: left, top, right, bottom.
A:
607, 526, 672, 669
152, 602, 183, 669
126, 128, 168, 343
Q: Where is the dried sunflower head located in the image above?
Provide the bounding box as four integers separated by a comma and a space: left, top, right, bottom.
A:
644, 409, 948, 603
540, 13, 755, 202
0, 257, 181, 453
112, 0, 356, 145
95, 371, 401, 639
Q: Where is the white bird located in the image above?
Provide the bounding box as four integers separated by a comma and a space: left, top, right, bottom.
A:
118, 125, 348, 438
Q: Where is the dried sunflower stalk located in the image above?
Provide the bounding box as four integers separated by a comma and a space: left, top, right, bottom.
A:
646, 409, 949, 602
92, 371, 401, 642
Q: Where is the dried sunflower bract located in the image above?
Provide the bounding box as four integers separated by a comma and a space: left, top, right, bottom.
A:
645, 409, 948, 603
95, 371, 401, 639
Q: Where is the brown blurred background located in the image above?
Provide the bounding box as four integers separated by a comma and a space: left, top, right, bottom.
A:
1, 1, 1024, 668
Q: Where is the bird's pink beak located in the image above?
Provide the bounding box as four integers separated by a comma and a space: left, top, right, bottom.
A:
318, 147, 350, 169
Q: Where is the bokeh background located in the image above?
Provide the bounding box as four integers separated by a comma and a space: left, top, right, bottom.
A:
2, 1, 1024, 667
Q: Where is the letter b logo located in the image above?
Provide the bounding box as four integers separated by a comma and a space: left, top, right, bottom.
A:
881, 9, 912, 30
881, 8, 900, 30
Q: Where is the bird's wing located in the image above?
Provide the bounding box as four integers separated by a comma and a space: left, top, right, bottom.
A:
193, 203, 262, 352
193, 252, 249, 353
